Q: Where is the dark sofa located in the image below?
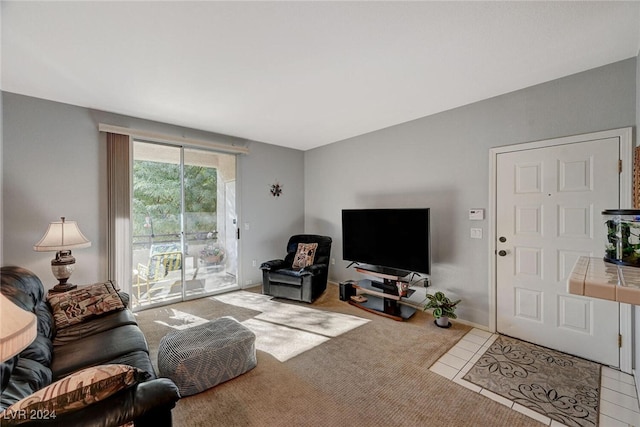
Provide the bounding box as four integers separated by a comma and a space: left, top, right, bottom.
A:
0, 266, 180, 427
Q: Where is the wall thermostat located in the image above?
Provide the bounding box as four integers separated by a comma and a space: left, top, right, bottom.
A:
469, 209, 485, 220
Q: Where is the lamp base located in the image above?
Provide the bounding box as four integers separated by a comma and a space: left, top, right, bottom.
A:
49, 250, 77, 293
49, 283, 77, 294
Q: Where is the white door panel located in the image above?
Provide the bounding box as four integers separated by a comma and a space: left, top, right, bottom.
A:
496, 137, 620, 366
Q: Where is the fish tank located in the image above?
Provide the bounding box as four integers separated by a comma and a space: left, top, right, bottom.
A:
603, 209, 640, 267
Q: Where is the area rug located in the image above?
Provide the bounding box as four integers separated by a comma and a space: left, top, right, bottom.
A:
241, 318, 330, 362
212, 291, 369, 361
214, 291, 370, 337
463, 335, 600, 427
145, 291, 369, 362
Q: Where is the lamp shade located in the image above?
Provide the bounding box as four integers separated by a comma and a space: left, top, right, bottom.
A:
33, 217, 91, 252
0, 294, 37, 362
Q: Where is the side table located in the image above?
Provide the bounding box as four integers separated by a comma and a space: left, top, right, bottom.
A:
47, 284, 78, 295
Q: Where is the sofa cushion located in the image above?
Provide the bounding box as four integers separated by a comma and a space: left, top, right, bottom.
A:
47, 282, 125, 329
53, 308, 138, 346
19, 335, 53, 367
0, 267, 45, 310
265, 271, 307, 285
35, 301, 56, 340
0, 358, 52, 412
51, 325, 150, 379
0, 364, 150, 425
291, 242, 318, 270
0, 357, 17, 393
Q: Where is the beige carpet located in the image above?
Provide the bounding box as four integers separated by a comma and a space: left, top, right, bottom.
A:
134, 285, 545, 426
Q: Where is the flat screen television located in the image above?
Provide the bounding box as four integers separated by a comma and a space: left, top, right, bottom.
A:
342, 208, 431, 277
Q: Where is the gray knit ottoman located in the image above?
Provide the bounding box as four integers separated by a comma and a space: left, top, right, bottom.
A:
158, 316, 257, 396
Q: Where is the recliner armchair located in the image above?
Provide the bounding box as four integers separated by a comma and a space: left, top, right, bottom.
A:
260, 234, 332, 303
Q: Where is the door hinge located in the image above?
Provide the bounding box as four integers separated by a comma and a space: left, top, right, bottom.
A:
618, 334, 622, 348
618, 159, 623, 174
236, 228, 240, 240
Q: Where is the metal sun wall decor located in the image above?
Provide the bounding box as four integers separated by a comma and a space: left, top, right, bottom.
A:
270, 182, 283, 197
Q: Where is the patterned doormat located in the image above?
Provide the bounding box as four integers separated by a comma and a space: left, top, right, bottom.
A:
462, 335, 600, 427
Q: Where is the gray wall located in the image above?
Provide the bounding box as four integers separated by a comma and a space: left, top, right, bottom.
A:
304, 58, 637, 327
238, 140, 305, 285
2, 92, 305, 290
3, 95, 104, 286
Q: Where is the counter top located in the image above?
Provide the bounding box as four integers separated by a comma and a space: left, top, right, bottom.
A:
568, 257, 640, 305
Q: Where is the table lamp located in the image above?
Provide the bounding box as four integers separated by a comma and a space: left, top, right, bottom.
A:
33, 217, 91, 292
0, 294, 37, 362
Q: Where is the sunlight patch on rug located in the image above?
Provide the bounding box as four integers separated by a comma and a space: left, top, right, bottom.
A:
153, 309, 209, 330
213, 291, 369, 360
242, 318, 330, 362
254, 305, 369, 337
463, 335, 600, 427
213, 291, 275, 311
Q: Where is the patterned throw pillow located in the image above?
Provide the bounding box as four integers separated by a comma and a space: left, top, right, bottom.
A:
47, 281, 125, 329
292, 242, 318, 270
0, 364, 150, 425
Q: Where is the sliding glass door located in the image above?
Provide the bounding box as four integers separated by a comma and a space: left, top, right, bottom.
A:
131, 141, 238, 309
183, 148, 238, 300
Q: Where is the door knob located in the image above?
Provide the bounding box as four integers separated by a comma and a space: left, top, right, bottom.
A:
498, 250, 507, 257
499, 236, 507, 243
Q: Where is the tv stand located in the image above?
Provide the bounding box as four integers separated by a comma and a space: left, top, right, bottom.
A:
370, 278, 398, 294
352, 264, 411, 279
348, 268, 416, 321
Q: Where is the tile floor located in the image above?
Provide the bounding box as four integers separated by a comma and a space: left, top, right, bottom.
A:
429, 328, 640, 426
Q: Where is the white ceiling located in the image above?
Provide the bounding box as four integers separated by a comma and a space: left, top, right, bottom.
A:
2, 1, 640, 151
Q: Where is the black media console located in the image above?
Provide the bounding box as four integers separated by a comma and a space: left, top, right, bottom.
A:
345, 268, 417, 321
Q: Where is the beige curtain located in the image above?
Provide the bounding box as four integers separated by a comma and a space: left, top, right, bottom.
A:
106, 133, 132, 292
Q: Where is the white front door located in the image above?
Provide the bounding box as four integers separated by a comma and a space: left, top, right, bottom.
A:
496, 135, 621, 367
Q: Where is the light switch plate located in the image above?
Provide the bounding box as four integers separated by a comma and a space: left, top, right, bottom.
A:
470, 228, 483, 239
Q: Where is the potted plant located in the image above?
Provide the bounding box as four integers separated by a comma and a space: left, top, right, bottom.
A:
424, 291, 461, 328
199, 245, 225, 266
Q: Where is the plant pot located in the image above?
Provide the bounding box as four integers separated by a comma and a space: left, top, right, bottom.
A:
202, 255, 223, 265
435, 316, 451, 328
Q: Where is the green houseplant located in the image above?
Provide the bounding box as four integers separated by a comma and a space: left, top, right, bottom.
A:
199, 245, 225, 266
424, 291, 461, 328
